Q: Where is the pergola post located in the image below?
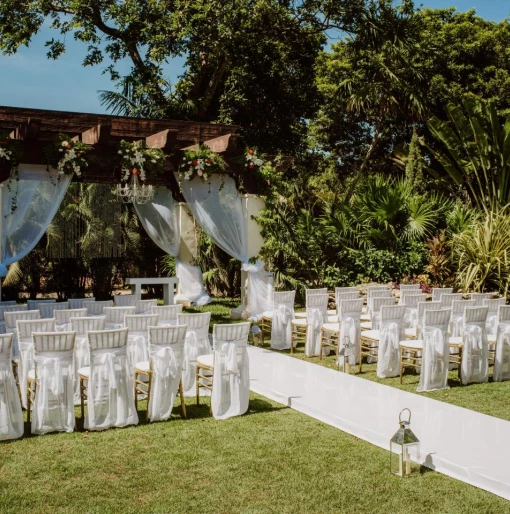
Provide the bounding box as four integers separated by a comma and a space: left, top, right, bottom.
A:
0, 183, 4, 301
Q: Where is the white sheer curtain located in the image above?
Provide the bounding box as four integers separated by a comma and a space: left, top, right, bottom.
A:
134, 187, 210, 306
180, 175, 271, 317
0, 164, 71, 277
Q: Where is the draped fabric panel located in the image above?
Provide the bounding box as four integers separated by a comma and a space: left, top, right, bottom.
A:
134, 187, 210, 306
1, 165, 71, 277
180, 175, 271, 317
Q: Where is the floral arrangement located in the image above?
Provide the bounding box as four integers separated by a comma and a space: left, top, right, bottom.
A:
45, 134, 92, 177
118, 140, 165, 182
0, 132, 23, 214
179, 144, 226, 182
245, 147, 264, 170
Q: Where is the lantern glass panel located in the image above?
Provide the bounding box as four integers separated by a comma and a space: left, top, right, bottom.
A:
390, 441, 420, 477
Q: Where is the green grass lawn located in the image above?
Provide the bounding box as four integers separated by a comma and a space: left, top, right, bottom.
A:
1, 298, 509, 513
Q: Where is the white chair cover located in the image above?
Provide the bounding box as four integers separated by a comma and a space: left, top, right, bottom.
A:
83, 300, 114, 316
461, 307, 489, 385
5, 309, 40, 359
152, 304, 183, 326
494, 311, 510, 382
31, 332, 76, 435
104, 306, 136, 329
416, 301, 442, 340
178, 312, 211, 396
113, 294, 140, 307
70, 316, 106, 404
0, 334, 23, 441
334, 287, 358, 295
27, 299, 55, 311
417, 309, 451, 392
441, 293, 464, 308
377, 305, 406, 378
38, 301, 69, 319
85, 328, 138, 431
483, 298, 506, 339
337, 299, 363, 368
211, 322, 251, 420
432, 287, 453, 302
68, 297, 95, 309
17, 318, 56, 408
450, 300, 475, 338
400, 294, 426, 329
0, 304, 27, 322
125, 314, 159, 372
146, 325, 187, 422
305, 293, 329, 357
369, 297, 394, 330
54, 308, 87, 332
470, 293, 492, 306
270, 291, 295, 350
134, 299, 158, 315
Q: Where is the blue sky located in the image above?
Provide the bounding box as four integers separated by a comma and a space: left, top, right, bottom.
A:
0, 1, 508, 115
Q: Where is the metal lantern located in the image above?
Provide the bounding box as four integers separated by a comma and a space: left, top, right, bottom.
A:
390, 408, 420, 477
249, 320, 264, 347
338, 336, 355, 374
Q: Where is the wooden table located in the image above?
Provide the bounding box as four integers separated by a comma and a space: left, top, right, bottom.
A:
126, 277, 179, 305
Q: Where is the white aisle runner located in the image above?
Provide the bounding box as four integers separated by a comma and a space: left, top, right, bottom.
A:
247, 347, 510, 501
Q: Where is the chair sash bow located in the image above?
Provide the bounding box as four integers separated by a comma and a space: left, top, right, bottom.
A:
153, 346, 178, 379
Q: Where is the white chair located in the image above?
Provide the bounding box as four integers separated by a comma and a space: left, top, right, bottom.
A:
470, 292, 493, 306
400, 293, 427, 329
38, 301, 69, 319
27, 299, 55, 311
335, 287, 358, 295
366, 286, 389, 298
83, 300, 114, 316
361, 296, 394, 330
79, 328, 138, 430
367, 290, 393, 321
494, 305, 510, 382
398, 284, 421, 293
265, 291, 295, 350
151, 304, 183, 326
27, 331, 76, 435
16, 318, 56, 408
359, 305, 406, 376
0, 304, 27, 335
103, 306, 136, 329
0, 333, 23, 441
320, 298, 363, 369
450, 300, 476, 338
399, 309, 451, 391
70, 316, 106, 403
113, 294, 141, 307
304, 287, 335, 316
178, 312, 211, 397
54, 308, 87, 331
5, 309, 40, 363
134, 325, 187, 422
196, 322, 251, 420
134, 299, 158, 315
458, 306, 489, 385
68, 297, 95, 309
124, 314, 159, 372
294, 293, 329, 357
0, 301, 16, 306
483, 298, 506, 340
432, 287, 453, 302
335, 291, 359, 310
441, 293, 465, 308
415, 301, 442, 340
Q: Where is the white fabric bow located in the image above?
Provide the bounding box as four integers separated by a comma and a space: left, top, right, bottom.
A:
381, 321, 400, 361
407, 308, 418, 329
497, 324, 510, 347
486, 314, 498, 338
276, 303, 292, 326
221, 342, 239, 375
308, 308, 323, 331
465, 325, 483, 351
96, 352, 118, 401
40, 357, 64, 396
424, 326, 444, 356
153, 346, 178, 379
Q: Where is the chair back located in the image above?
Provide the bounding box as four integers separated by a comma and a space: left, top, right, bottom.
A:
152, 304, 183, 324
305, 288, 327, 297
432, 287, 453, 302
400, 293, 426, 308
465, 306, 488, 324
27, 299, 55, 310
134, 299, 158, 314
380, 305, 407, 340
5, 310, 40, 329
471, 293, 493, 306
306, 293, 329, 322
17, 319, 56, 341
70, 316, 106, 336
335, 287, 358, 296
104, 306, 136, 325
0, 301, 16, 306
83, 300, 113, 316
424, 309, 451, 330
338, 299, 363, 321
0, 333, 13, 359
33, 332, 76, 354
452, 299, 475, 317
113, 294, 141, 307
0, 304, 27, 322
371, 296, 394, 317
399, 284, 421, 293
212, 322, 251, 350
441, 293, 464, 308
417, 301, 441, 319
124, 314, 159, 333
54, 309, 87, 326
68, 297, 95, 309
149, 325, 187, 347
273, 291, 295, 306
177, 311, 211, 331
87, 328, 129, 351
371, 290, 392, 299
335, 292, 359, 304
483, 297, 506, 314
498, 305, 510, 324
38, 301, 70, 319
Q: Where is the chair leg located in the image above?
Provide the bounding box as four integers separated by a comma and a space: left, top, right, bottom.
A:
400, 353, 404, 384
80, 378, 85, 420
196, 364, 200, 406
145, 371, 151, 422
26, 381, 31, 425
179, 379, 187, 418
134, 372, 139, 412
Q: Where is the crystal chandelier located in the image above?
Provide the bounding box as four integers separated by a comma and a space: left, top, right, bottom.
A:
116, 171, 154, 205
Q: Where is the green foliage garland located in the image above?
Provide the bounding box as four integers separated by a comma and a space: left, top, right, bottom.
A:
44, 134, 92, 178
0, 131, 23, 214
179, 144, 226, 182
117, 140, 165, 183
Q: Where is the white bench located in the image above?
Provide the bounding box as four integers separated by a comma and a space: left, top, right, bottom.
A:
126, 277, 179, 306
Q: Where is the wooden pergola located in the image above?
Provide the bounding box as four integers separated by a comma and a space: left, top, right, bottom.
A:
0, 105, 241, 196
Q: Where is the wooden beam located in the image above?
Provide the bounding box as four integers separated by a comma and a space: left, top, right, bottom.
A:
81, 124, 112, 145
145, 128, 179, 153
9, 118, 41, 141
181, 133, 239, 154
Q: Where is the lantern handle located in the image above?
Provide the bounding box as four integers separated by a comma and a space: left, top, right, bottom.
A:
399, 408, 411, 424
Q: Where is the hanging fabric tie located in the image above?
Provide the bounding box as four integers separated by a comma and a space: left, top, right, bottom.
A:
494, 324, 510, 382
338, 316, 356, 367
451, 314, 464, 337
486, 314, 498, 339
306, 308, 323, 357
377, 322, 400, 378
96, 352, 118, 401
406, 308, 418, 330
461, 324, 487, 385
153, 346, 178, 380
40, 358, 65, 396
222, 342, 240, 376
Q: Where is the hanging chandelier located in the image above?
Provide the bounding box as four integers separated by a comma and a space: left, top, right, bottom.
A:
115, 171, 154, 205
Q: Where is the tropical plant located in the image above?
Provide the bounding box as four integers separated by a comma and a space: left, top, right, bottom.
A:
426, 97, 510, 211
452, 208, 510, 294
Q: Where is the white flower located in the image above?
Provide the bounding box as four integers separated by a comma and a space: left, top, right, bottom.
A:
254, 158, 263, 166
197, 169, 203, 176
118, 150, 123, 154
61, 141, 69, 147
151, 159, 156, 163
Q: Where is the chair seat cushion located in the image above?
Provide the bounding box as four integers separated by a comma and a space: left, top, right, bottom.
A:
294, 312, 307, 319
448, 336, 463, 346
292, 318, 307, 326
322, 322, 340, 333
197, 354, 214, 368
327, 309, 336, 316
400, 340, 423, 350
78, 366, 90, 378
135, 361, 150, 373
405, 328, 417, 339
360, 314, 370, 322
261, 311, 273, 319
361, 329, 379, 341
360, 321, 372, 330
